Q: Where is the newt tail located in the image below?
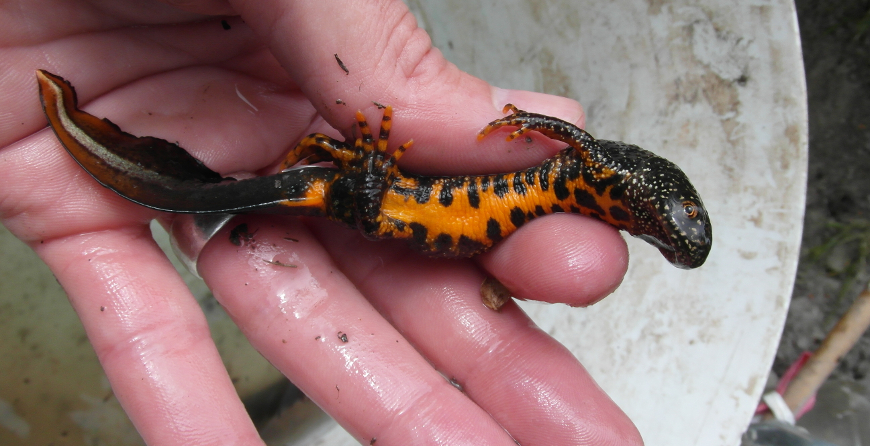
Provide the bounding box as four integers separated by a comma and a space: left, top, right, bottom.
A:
36, 70, 711, 268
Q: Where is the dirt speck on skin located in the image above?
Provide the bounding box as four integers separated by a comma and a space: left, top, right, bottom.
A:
775, 0, 870, 382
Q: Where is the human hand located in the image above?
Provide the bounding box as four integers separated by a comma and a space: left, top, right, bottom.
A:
0, 0, 642, 444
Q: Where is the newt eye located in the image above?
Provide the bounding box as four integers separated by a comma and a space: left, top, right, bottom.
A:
682, 201, 698, 219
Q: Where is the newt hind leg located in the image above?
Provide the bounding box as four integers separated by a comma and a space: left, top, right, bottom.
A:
352, 106, 414, 236
354, 106, 412, 179
477, 103, 596, 155
281, 107, 412, 172
279, 134, 356, 171
279, 108, 386, 171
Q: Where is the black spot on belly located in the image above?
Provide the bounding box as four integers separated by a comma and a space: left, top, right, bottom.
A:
525, 169, 537, 188
439, 181, 455, 207
409, 222, 428, 248
534, 205, 546, 216
553, 172, 570, 201
513, 172, 526, 195
433, 233, 453, 252
573, 188, 606, 215
493, 174, 510, 197
551, 204, 564, 213
538, 161, 552, 192
609, 181, 628, 200
467, 180, 480, 208
480, 176, 490, 192
486, 218, 503, 242
457, 235, 486, 256
510, 207, 526, 228
609, 205, 631, 222
395, 176, 434, 204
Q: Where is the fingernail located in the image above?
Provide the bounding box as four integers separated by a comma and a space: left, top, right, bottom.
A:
490, 87, 586, 128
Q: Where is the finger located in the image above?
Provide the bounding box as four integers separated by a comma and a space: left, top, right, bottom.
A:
196, 215, 520, 445
308, 222, 643, 446
5, 111, 263, 445
479, 214, 629, 306
2, 16, 265, 149
33, 226, 262, 446
232, 0, 586, 175
0, 127, 155, 243
157, 0, 237, 16
0, 0, 202, 44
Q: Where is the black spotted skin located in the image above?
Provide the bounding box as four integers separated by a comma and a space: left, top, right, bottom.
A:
274, 104, 711, 267
37, 68, 711, 269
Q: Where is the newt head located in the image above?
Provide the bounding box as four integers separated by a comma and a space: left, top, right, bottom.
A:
608, 142, 712, 269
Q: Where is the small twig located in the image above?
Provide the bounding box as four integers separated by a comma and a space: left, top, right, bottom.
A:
334, 54, 349, 75
782, 286, 870, 414
263, 259, 297, 268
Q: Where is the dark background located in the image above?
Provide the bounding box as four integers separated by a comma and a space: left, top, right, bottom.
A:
775, 1, 870, 382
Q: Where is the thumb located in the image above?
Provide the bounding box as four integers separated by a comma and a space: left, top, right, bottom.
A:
232, 0, 585, 173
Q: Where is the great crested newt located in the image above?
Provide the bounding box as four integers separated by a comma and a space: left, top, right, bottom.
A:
36, 70, 711, 269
